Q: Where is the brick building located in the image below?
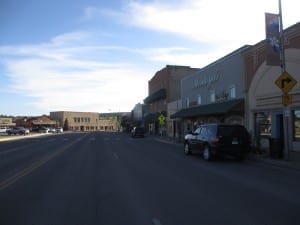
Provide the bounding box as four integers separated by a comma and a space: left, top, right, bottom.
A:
143, 65, 199, 135
244, 22, 300, 153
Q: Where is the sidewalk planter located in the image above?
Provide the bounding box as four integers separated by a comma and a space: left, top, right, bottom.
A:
269, 138, 283, 159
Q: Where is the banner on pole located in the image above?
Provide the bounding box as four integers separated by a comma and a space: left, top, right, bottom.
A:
265, 13, 281, 66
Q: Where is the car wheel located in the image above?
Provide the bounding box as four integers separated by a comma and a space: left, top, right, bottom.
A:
184, 143, 191, 155
203, 145, 212, 161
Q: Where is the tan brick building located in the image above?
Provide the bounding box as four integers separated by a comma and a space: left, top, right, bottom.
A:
0, 118, 16, 127
50, 111, 122, 132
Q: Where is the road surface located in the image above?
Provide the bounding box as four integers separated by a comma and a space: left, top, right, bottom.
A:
0, 132, 299, 225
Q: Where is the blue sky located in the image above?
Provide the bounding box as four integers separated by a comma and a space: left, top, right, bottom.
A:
1, 0, 300, 116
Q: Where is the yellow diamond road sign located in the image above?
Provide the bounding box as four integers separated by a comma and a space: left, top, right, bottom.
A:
275, 71, 297, 93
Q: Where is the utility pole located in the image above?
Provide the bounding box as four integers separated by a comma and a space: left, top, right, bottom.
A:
278, 0, 290, 160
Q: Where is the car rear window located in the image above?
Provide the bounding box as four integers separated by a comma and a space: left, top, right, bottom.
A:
135, 128, 144, 132
217, 125, 249, 138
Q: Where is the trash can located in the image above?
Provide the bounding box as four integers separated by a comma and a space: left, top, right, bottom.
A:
269, 138, 283, 159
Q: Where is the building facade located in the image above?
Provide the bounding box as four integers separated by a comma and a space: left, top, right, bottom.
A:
244, 22, 300, 153
0, 117, 16, 127
50, 111, 123, 132
172, 45, 251, 140
143, 65, 199, 135
98, 113, 122, 132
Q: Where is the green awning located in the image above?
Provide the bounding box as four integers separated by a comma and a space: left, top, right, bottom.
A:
171, 99, 244, 119
144, 89, 166, 104
143, 113, 158, 122
143, 111, 167, 122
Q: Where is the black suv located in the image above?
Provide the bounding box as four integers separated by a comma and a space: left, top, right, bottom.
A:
131, 127, 145, 138
184, 124, 251, 161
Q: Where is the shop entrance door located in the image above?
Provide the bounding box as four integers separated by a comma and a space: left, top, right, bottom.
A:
270, 114, 284, 158
275, 114, 284, 141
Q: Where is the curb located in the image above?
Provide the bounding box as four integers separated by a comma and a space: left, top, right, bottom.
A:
0, 133, 50, 142
152, 136, 300, 171
248, 154, 300, 171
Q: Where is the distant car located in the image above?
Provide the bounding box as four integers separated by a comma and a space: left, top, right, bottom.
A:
31, 126, 40, 132
184, 123, 251, 161
37, 126, 50, 133
0, 127, 8, 133
131, 127, 145, 138
48, 127, 56, 133
56, 127, 63, 133
7, 127, 29, 136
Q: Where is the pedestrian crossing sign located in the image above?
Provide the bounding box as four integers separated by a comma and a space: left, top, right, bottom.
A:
158, 114, 166, 125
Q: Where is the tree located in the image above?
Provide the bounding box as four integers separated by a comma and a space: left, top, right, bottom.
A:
63, 118, 69, 131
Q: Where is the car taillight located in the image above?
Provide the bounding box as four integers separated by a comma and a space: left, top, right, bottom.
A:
212, 137, 220, 144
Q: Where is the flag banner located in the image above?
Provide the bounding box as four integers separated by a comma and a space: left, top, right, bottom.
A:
265, 13, 281, 66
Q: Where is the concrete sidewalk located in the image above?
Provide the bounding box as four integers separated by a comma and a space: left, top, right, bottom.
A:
248, 151, 300, 171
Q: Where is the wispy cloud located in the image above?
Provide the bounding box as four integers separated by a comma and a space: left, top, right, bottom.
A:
106, 0, 299, 46
137, 46, 235, 68
2, 0, 300, 115
0, 32, 150, 113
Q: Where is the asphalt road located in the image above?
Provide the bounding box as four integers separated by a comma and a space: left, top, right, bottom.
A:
0, 132, 299, 225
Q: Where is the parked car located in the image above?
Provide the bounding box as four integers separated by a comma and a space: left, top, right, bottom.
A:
31, 126, 40, 132
48, 127, 56, 133
131, 127, 145, 138
56, 127, 63, 133
0, 127, 8, 133
7, 127, 30, 136
38, 127, 50, 133
184, 123, 251, 161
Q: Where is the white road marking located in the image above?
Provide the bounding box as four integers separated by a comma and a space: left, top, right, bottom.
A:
152, 218, 162, 225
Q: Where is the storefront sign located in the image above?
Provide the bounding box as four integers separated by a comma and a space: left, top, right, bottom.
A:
194, 73, 220, 89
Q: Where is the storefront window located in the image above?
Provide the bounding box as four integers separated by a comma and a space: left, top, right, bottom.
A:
229, 85, 236, 99
197, 95, 202, 105
210, 91, 215, 103
186, 98, 190, 107
255, 112, 272, 137
294, 110, 300, 140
